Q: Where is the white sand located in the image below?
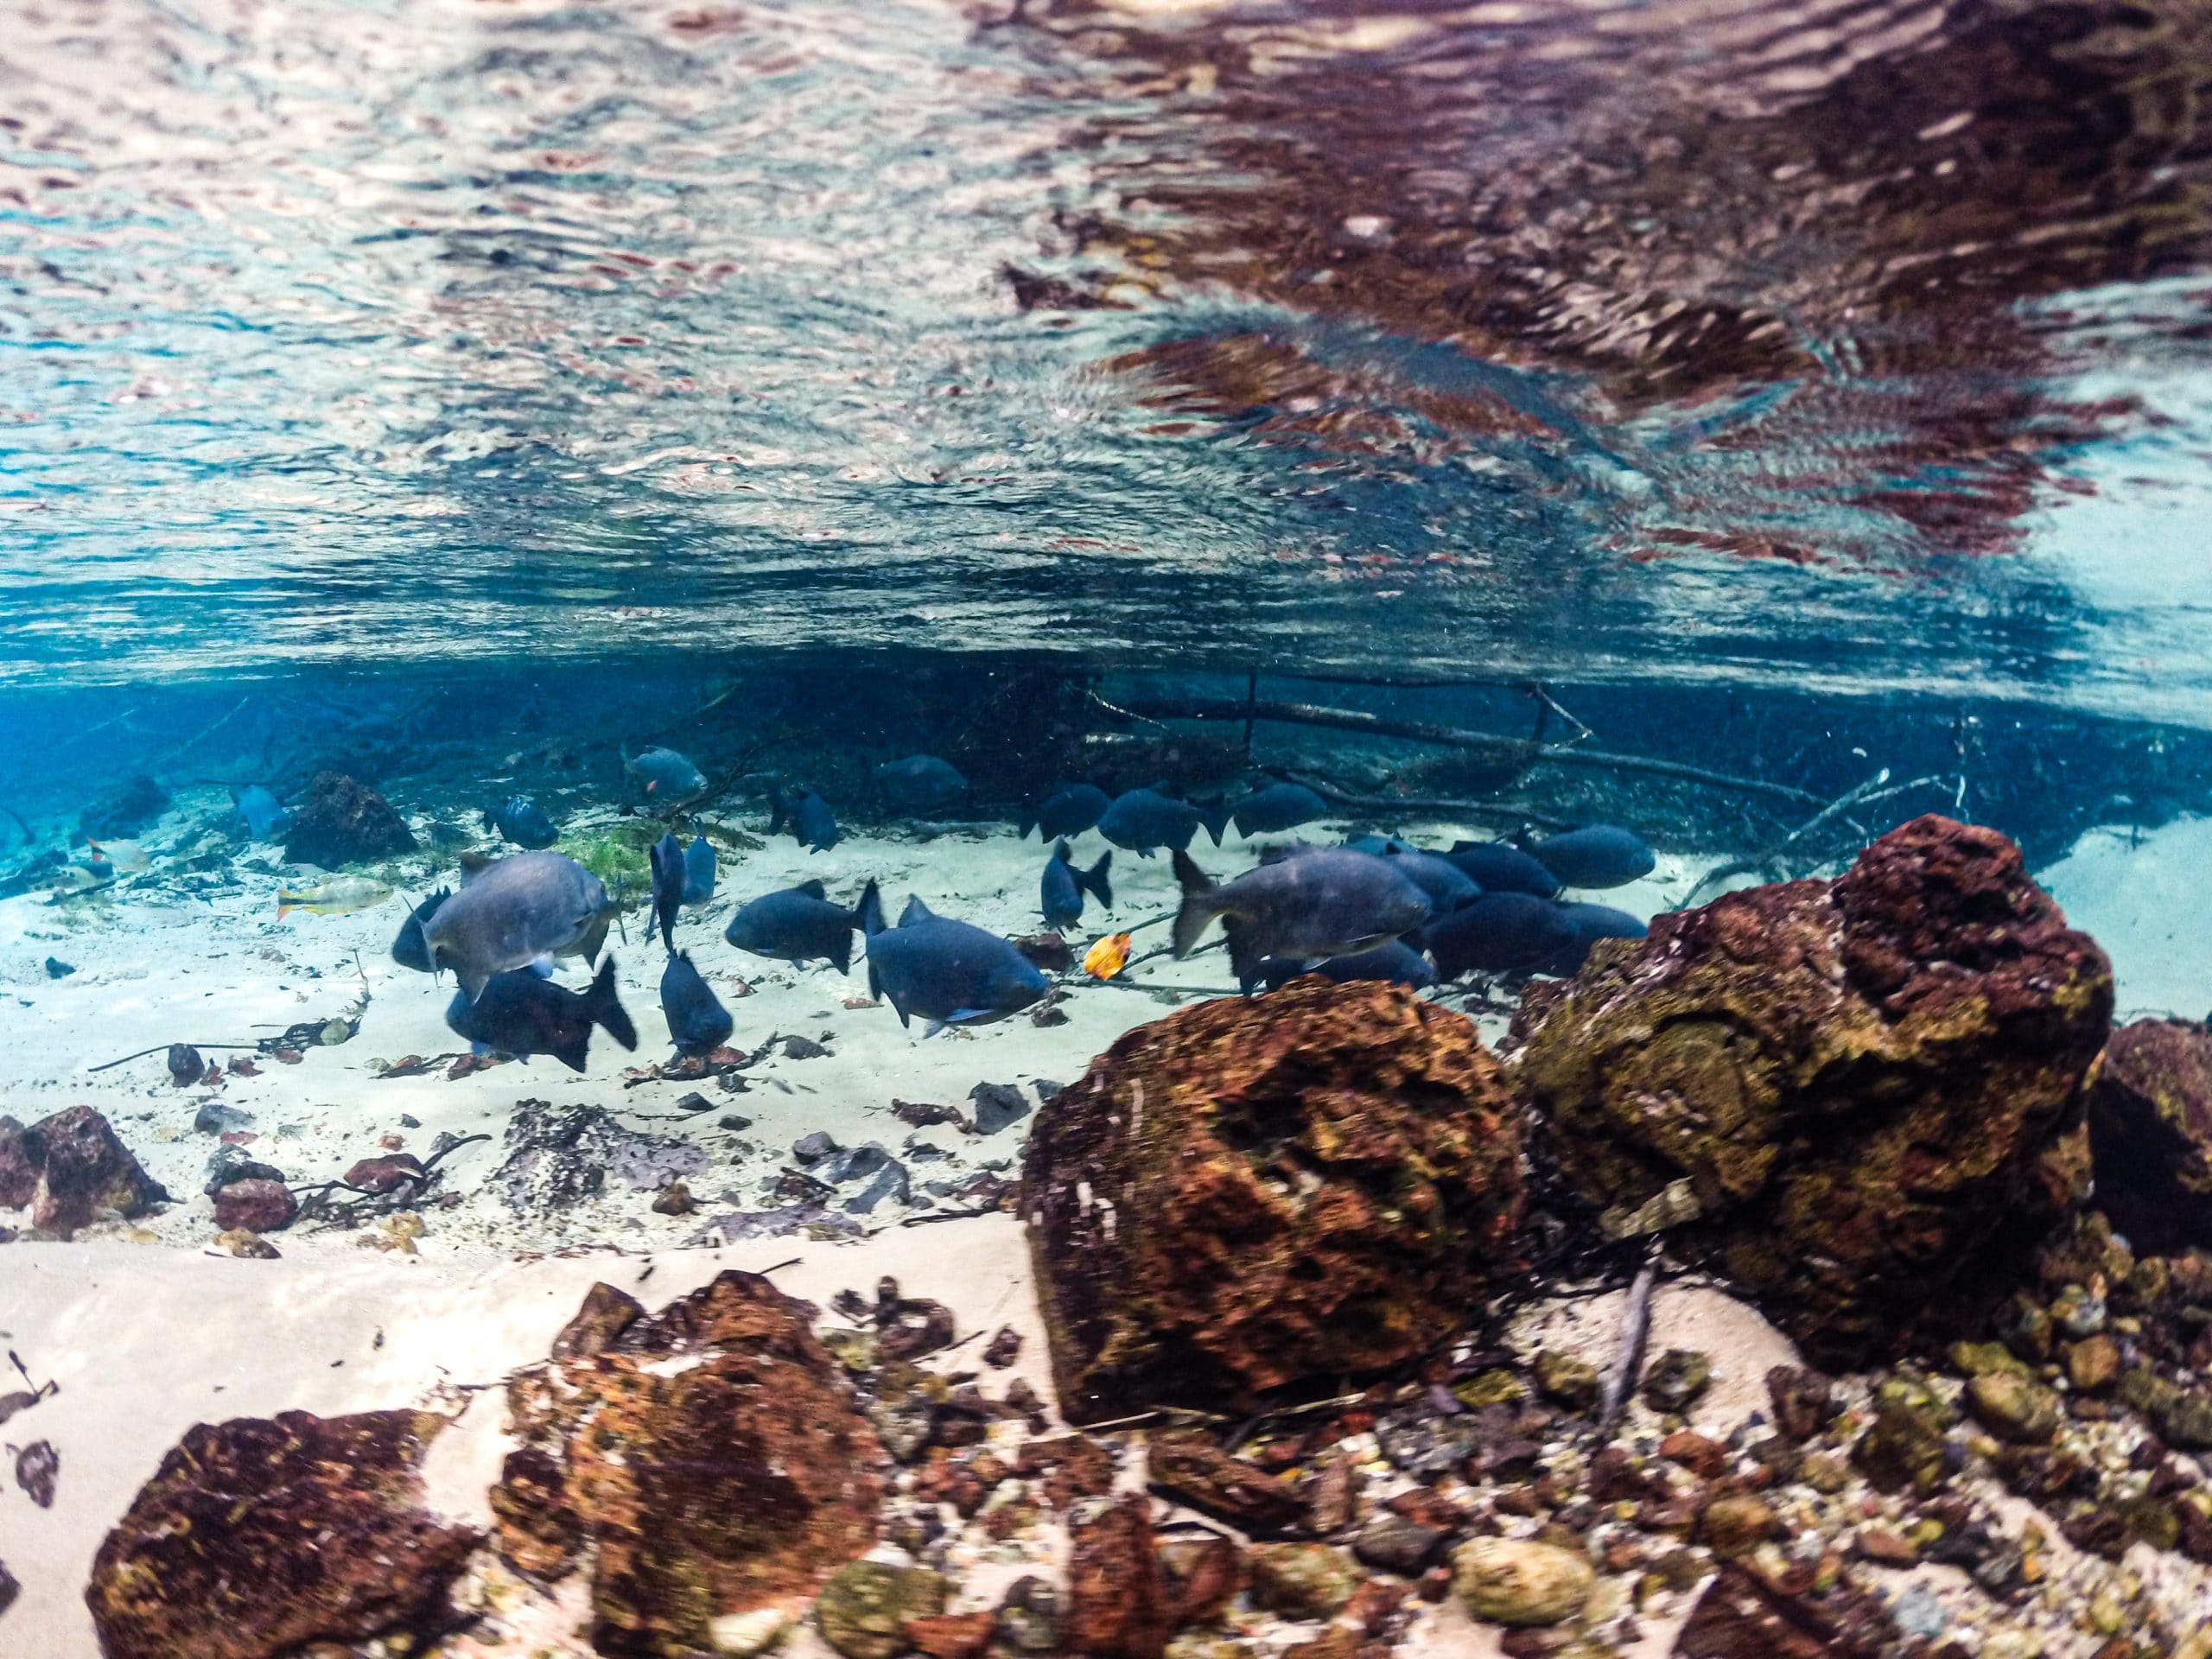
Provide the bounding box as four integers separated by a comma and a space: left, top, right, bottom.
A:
2038, 816, 2212, 1020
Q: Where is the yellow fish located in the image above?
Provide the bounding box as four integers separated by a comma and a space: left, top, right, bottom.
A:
277, 876, 393, 918
86, 837, 151, 873
1083, 931, 1134, 981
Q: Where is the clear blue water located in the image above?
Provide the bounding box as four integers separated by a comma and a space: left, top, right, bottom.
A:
3, 0, 2210, 719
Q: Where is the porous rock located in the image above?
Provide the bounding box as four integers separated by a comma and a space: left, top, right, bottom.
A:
1512, 817, 2111, 1367
816, 1560, 946, 1659
1449, 1536, 1592, 1628
499, 1271, 887, 1656
283, 769, 415, 867
1022, 978, 1524, 1419
1673, 1561, 1896, 1657
2086, 1018, 2212, 1254
10, 1107, 168, 1238
1066, 1495, 1175, 1659
85, 1409, 480, 1659
212, 1178, 298, 1234
1147, 1429, 1307, 1536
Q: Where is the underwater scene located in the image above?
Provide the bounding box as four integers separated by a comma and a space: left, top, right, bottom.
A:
9, 0, 2212, 1655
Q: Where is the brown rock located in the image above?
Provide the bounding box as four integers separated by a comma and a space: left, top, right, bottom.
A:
213, 1179, 298, 1234
1660, 1430, 1728, 1480
508, 1272, 887, 1656
2088, 1018, 2212, 1254
1162, 1535, 1243, 1625
1764, 1366, 1841, 1441
16, 1107, 168, 1238
1067, 1496, 1175, 1659
283, 770, 416, 867
1247, 1543, 1359, 1619
489, 1446, 582, 1580
1513, 817, 2111, 1368
86, 1409, 480, 1659
1700, 1494, 1783, 1560
1673, 1562, 1897, 1658
0, 1117, 35, 1210
905, 1611, 998, 1659
1024, 978, 1525, 1420
1147, 1430, 1306, 1536
1852, 1528, 1917, 1567
2069, 1334, 2122, 1394
343, 1154, 425, 1196
1306, 1456, 1362, 1535
1017, 1433, 1116, 1510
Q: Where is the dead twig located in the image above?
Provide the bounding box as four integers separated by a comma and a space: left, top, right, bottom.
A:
90, 1041, 262, 1074
1595, 1252, 1659, 1438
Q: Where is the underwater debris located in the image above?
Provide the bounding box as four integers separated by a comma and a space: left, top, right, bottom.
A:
488, 1100, 705, 1213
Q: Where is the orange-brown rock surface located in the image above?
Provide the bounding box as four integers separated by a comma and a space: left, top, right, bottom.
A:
1513, 816, 2112, 1367
1022, 977, 1525, 1421
496, 1270, 888, 1657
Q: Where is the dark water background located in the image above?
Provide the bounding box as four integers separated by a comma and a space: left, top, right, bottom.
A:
5, 0, 2212, 836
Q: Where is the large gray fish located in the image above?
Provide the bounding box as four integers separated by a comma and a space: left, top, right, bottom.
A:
1381, 846, 1482, 913
1545, 901, 1649, 976
1530, 825, 1656, 889
874, 754, 969, 814
623, 744, 708, 806
661, 950, 734, 1057
1424, 893, 1576, 979
421, 850, 614, 1001
1443, 841, 1561, 899
445, 957, 637, 1073
391, 887, 450, 975
863, 894, 1050, 1037
1172, 848, 1431, 984
1097, 786, 1228, 856
1020, 782, 1110, 842
724, 878, 880, 973
1230, 782, 1330, 836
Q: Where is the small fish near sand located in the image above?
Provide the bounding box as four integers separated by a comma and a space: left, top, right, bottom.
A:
768, 787, 841, 854
623, 744, 708, 807
1253, 938, 1436, 992
445, 957, 638, 1073
391, 887, 451, 973
681, 834, 715, 903
874, 754, 969, 815
649, 832, 686, 951
483, 795, 559, 850
1040, 840, 1112, 930
1021, 782, 1110, 842
1097, 786, 1226, 856
1229, 782, 1330, 837
724, 878, 880, 973
421, 850, 613, 1000
1443, 841, 1561, 899
1424, 892, 1577, 979
277, 875, 394, 918
86, 838, 150, 874
1172, 847, 1431, 984
863, 894, 1050, 1036
660, 950, 735, 1057
233, 785, 287, 841
1531, 824, 1656, 889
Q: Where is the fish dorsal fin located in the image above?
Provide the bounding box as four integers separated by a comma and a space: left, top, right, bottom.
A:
899, 894, 934, 926
1147, 779, 1170, 796
796, 878, 828, 899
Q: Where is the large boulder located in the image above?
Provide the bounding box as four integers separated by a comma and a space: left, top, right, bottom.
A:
2086, 1018, 2212, 1254
85, 1409, 480, 1659
497, 1270, 889, 1657
1022, 977, 1525, 1421
1512, 816, 2111, 1368
2, 1108, 168, 1237
283, 769, 414, 868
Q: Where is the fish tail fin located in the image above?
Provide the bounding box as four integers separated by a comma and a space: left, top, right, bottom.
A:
766, 788, 788, 836
831, 932, 855, 976
855, 877, 885, 938
586, 956, 639, 1051
1084, 849, 1113, 909
1197, 798, 1231, 846
1170, 849, 1219, 957
276, 892, 296, 919
1019, 807, 1037, 838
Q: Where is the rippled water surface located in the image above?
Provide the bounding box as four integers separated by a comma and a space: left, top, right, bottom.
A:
5, 0, 2211, 714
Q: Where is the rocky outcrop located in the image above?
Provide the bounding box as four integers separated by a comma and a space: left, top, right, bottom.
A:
2086, 1018, 2212, 1254
497, 1271, 888, 1657
85, 1409, 480, 1659
283, 769, 414, 867
1512, 817, 2110, 1368
1022, 977, 1525, 1421
0, 1108, 168, 1237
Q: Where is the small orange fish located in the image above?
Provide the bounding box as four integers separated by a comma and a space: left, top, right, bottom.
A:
1084, 931, 1134, 980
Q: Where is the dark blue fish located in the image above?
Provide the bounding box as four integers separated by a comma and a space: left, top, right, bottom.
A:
623, 745, 708, 806
1251, 939, 1436, 993
1443, 842, 1561, 899
649, 832, 684, 951
1097, 787, 1228, 857
1021, 782, 1111, 842
445, 957, 638, 1073
1342, 833, 1415, 856
1544, 901, 1649, 976
1381, 847, 1482, 913
391, 887, 450, 975
863, 894, 1049, 1037
1040, 840, 1112, 929
660, 950, 734, 1057
874, 754, 969, 815
724, 878, 879, 974
232, 785, 287, 841
769, 787, 841, 854
682, 834, 716, 904
483, 795, 559, 850
1424, 893, 1577, 979
1230, 782, 1330, 836
1530, 825, 1656, 890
